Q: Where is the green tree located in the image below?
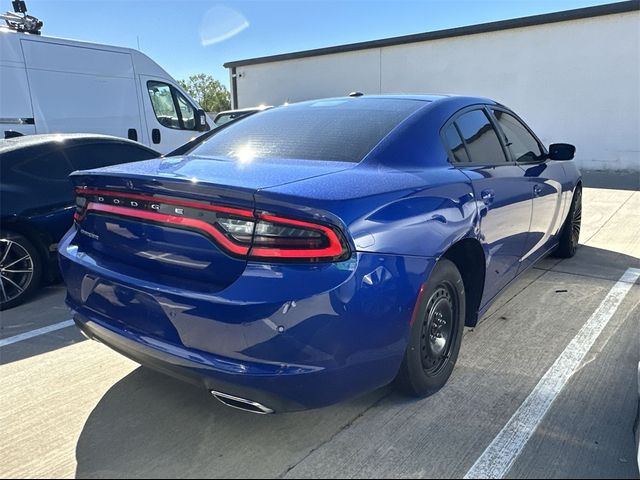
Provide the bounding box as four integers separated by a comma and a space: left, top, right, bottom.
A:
179, 74, 231, 113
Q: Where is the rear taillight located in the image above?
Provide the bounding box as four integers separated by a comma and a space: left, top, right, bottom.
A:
74, 188, 350, 262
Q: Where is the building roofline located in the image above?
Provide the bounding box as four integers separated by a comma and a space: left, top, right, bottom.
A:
224, 0, 639, 68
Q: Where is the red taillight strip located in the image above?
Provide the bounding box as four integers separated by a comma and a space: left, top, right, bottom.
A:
250, 214, 345, 259
75, 188, 349, 261
84, 202, 250, 255
76, 188, 253, 218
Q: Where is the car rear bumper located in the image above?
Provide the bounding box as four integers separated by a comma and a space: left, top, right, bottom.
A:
60, 229, 436, 411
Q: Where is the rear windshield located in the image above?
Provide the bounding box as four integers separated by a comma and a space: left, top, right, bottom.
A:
190, 98, 426, 163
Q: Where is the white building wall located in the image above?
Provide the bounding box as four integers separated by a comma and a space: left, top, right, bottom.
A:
233, 11, 640, 171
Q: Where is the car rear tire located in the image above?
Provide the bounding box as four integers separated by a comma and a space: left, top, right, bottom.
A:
553, 186, 582, 259
0, 231, 42, 310
395, 258, 466, 397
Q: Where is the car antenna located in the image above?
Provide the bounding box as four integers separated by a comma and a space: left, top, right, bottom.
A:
1, 1, 43, 35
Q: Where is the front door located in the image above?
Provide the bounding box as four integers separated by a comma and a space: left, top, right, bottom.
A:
443, 108, 532, 306
489, 108, 564, 269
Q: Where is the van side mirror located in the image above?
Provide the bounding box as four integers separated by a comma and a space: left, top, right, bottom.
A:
548, 143, 575, 161
196, 109, 209, 132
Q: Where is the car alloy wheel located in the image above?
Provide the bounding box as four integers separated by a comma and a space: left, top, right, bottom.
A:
0, 238, 35, 307
570, 188, 582, 251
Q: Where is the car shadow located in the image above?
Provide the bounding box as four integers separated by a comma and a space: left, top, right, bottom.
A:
74, 367, 389, 478
0, 284, 86, 365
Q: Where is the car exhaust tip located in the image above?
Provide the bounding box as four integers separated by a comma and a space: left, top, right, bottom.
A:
210, 390, 274, 415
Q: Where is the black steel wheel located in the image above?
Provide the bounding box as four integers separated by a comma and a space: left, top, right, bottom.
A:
395, 258, 466, 397
0, 231, 42, 310
554, 186, 582, 258
420, 283, 459, 376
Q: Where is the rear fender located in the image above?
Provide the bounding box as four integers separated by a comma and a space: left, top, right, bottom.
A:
256, 166, 479, 258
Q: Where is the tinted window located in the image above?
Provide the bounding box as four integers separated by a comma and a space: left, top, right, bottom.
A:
10, 150, 74, 181
493, 110, 544, 163
2, 149, 76, 208
455, 109, 507, 165
68, 143, 158, 171
443, 124, 469, 163
191, 98, 425, 163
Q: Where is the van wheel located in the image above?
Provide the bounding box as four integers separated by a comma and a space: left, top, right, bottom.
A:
395, 258, 466, 397
554, 187, 582, 258
0, 231, 42, 310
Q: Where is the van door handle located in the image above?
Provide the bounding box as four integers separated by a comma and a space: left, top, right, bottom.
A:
128, 128, 138, 141
533, 184, 543, 197
480, 189, 495, 205
152, 129, 161, 144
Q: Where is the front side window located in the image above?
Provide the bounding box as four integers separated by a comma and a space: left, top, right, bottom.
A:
492, 110, 544, 163
146, 81, 197, 130
454, 109, 507, 165
176, 91, 196, 130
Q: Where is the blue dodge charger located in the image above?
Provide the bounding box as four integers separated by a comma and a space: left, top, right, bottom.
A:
59, 95, 581, 413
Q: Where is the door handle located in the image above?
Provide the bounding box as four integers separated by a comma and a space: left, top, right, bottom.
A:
533, 184, 543, 197
480, 189, 495, 205
128, 128, 138, 141
152, 128, 161, 144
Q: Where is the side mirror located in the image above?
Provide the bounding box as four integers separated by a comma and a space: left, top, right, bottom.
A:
548, 143, 575, 161
196, 109, 209, 132
4, 130, 24, 139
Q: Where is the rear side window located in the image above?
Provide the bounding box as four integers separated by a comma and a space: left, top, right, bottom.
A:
68, 143, 158, 171
2, 149, 76, 207
190, 98, 426, 163
492, 110, 544, 163
454, 109, 507, 165
10, 150, 73, 181
443, 124, 469, 163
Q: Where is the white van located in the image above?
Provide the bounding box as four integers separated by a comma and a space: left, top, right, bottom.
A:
0, 28, 210, 153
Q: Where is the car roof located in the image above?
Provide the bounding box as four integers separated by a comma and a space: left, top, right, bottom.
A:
312, 93, 495, 103
270, 94, 497, 111
0, 134, 157, 155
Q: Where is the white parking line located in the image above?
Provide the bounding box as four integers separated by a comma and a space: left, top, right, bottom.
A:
0, 319, 75, 348
464, 267, 640, 479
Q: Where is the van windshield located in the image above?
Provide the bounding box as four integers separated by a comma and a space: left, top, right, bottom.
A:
190, 98, 426, 163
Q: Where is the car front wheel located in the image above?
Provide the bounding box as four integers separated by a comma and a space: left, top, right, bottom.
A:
395, 258, 466, 397
0, 231, 42, 310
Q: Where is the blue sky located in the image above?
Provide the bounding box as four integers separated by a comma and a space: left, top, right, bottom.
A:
21, 0, 611, 88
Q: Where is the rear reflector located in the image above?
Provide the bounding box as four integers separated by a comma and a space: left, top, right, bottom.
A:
74, 188, 349, 262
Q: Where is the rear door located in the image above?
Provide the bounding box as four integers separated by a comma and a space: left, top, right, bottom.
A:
139, 76, 200, 153
442, 107, 532, 306
21, 39, 143, 140
490, 108, 565, 269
